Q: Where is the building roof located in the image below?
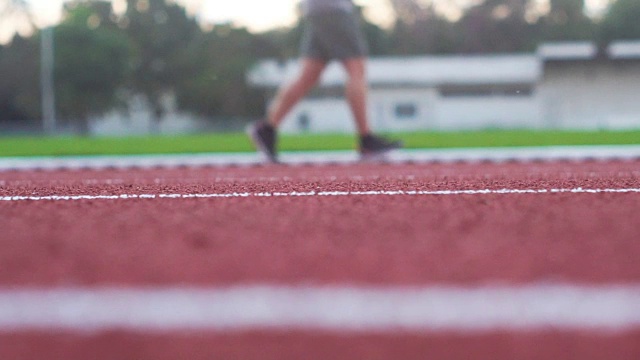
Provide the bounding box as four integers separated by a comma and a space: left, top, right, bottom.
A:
248, 55, 542, 88
537, 42, 598, 61
539, 40, 640, 61
608, 40, 640, 59
247, 41, 640, 89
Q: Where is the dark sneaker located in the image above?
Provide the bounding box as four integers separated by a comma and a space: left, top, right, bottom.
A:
359, 134, 402, 160
247, 121, 278, 163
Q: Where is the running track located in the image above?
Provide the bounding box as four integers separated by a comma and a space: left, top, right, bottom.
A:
1, 151, 639, 359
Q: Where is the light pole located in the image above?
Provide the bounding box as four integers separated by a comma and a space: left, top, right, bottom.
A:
40, 25, 56, 134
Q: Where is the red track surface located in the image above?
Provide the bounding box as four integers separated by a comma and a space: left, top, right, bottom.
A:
1, 160, 640, 359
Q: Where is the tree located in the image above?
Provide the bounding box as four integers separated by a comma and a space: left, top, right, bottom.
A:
0, 34, 40, 123
600, 0, 640, 43
387, 0, 540, 55
387, 0, 459, 54
123, 0, 202, 132
53, 1, 131, 133
175, 24, 264, 124
458, 0, 540, 53
0, 0, 40, 126
388, 0, 427, 25
356, 6, 394, 56
540, 0, 595, 41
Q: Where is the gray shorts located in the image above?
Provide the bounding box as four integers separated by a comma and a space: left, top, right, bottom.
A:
300, 11, 368, 61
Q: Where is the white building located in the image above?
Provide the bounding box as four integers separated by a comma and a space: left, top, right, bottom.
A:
247, 41, 640, 133
538, 41, 640, 130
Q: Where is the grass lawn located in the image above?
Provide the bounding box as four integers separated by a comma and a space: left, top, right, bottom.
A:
0, 130, 639, 157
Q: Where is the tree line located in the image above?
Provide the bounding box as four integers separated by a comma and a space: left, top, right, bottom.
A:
0, 0, 639, 133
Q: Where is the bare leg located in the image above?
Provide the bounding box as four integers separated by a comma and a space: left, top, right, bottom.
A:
342, 57, 370, 136
267, 58, 327, 128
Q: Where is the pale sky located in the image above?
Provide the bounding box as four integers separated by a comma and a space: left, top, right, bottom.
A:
1, 0, 612, 44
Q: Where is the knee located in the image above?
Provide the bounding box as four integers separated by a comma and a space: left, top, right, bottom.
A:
343, 60, 366, 83
292, 69, 322, 91
301, 71, 322, 86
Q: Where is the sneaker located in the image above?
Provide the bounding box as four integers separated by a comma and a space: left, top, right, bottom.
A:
247, 121, 278, 163
359, 134, 402, 159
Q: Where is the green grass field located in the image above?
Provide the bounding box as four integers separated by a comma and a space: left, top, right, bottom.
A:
1, 130, 639, 157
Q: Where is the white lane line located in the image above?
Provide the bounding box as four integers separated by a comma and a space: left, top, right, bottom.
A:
0, 284, 639, 332
2, 145, 640, 171
2, 187, 640, 202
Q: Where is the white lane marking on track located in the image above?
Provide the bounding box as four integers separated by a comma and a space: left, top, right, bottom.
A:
1, 188, 640, 202
3, 170, 639, 186
0, 284, 639, 332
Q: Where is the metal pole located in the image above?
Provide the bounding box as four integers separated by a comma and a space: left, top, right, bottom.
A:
40, 26, 56, 134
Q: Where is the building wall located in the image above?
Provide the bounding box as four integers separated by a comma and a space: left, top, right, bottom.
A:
279, 89, 440, 134
434, 96, 544, 130
262, 51, 640, 134
279, 87, 544, 134
369, 88, 437, 131
539, 61, 640, 130
279, 98, 356, 134
89, 93, 213, 135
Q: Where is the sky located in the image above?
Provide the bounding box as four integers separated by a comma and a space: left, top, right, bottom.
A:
1, 0, 613, 44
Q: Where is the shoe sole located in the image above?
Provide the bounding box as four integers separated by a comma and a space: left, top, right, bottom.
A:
359, 142, 403, 162
246, 124, 278, 164
359, 147, 400, 163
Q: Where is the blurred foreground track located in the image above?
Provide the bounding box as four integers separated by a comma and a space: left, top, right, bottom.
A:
0, 159, 639, 359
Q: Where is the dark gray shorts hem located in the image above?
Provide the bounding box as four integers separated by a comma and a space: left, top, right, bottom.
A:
300, 11, 368, 61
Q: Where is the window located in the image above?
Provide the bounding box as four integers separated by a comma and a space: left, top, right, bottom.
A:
394, 103, 417, 120
297, 113, 310, 132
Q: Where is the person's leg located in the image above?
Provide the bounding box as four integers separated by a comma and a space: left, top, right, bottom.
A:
267, 58, 327, 128
342, 57, 403, 157
248, 58, 326, 162
341, 57, 371, 136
